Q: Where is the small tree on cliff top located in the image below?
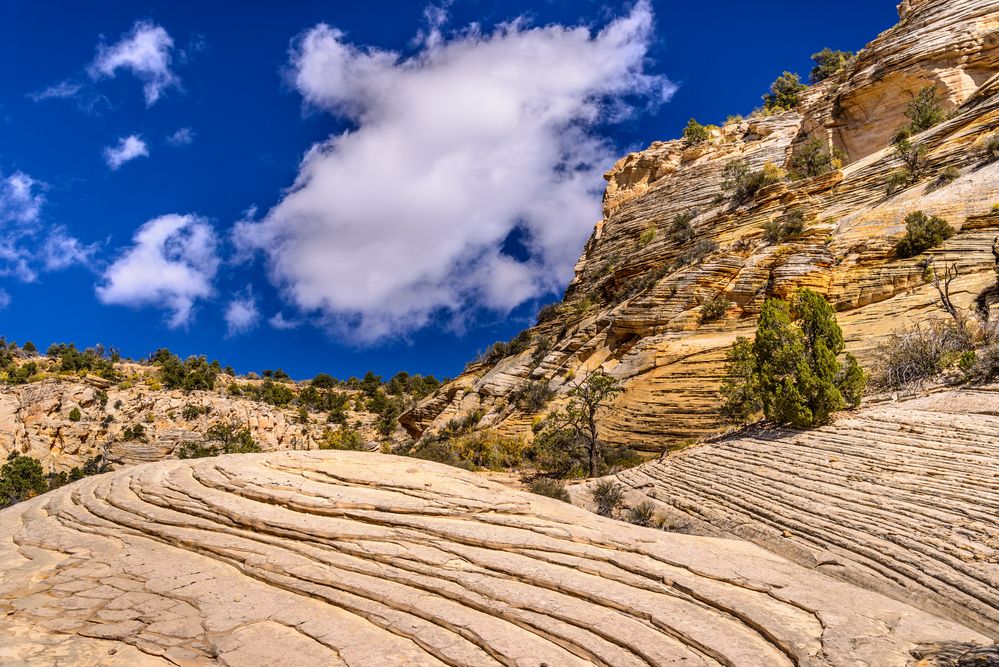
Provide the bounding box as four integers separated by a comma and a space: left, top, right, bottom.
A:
721, 289, 865, 428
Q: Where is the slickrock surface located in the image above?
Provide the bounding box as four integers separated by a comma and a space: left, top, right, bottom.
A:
0, 450, 989, 666
403, 0, 999, 452
581, 386, 999, 640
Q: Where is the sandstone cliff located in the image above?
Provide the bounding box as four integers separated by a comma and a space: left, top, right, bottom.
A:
402, 0, 999, 452
0, 450, 988, 665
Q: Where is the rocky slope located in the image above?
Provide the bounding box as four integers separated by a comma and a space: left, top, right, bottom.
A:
576, 384, 999, 640
0, 360, 408, 473
402, 0, 999, 452
0, 450, 990, 665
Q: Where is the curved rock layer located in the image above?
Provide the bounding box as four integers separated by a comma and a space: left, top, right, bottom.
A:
0, 452, 987, 666
403, 0, 999, 453
591, 386, 999, 640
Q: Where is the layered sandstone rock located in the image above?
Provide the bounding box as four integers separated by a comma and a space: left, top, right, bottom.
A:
578, 385, 999, 640
0, 451, 989, 665
402, 0, 999, 452
0, 370, 397, 472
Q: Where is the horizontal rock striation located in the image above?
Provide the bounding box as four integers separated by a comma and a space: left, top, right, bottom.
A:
402, 0, 999, 452
584, 386, 999, 640
0, 451, 988, 665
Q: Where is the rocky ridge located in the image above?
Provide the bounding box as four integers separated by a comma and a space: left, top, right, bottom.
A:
0, 450, 988, 665
402, 0, 999, 452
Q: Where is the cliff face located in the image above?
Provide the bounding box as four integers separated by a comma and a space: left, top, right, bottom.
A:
403, 0, 999, 452
0, 362, 406, 472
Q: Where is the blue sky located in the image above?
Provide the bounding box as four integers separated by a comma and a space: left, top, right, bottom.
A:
0, 0, 898, 380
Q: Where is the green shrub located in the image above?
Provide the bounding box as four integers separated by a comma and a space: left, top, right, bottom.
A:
311, 373, 337, 389
789, 138, 838, 179
178, 420, 260, 459
762, 72, 807, 111
886, 137, 928, 195
683, 118, 710, 146
181, 404, 211, 420
668, 210, 697, 244
983, 134, 999, 162
762, 209, 807, 245
626, 500, 658, 527
723, 160, 785, 202
905, 85, 947, 134
930, 165, 960, 190
809, 48, 854, 83
319, 426, 365, 451
21, 341, 37, 355
592, 480, 624, 517
510, 380, 555, 412
528, 477, 571, 503
68, 407, 82, 422
720, 289, 866, 427
638, 227, 656, 246
0, 453, 48, 507
895, 211, 954, 258
152, 349, 219, 391
536, 303, 562, 325
699, 295, 731, 323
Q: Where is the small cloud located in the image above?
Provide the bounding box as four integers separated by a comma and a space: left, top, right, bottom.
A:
0, 289, 10, 309
27, 80, 83, 102
268, 312, 301, 330
103, 135, 149, 170
89, 20, 179, 106
0, 171, 44, 224
40, 228, 98, 271
166, 127, 195, 146
95, 213, 219, 328
225, 288, 260, 337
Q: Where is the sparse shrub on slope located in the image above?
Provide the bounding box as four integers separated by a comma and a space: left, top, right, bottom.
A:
762, 72, 806, 112
905, 85, 948, 134
894, 211, 954, 259
720, 289, 866, 427
809, 48, 854, 83
592, 480, 624, 517
319, 426, 365, 451
178, 420, 260, 459
528, 477, 571, 503
872, 320, 972, 389
723, 160, 785, 202
789, 138, 840, 179
682, 118, 710, 146
626, 500, 658, 527
699, 295, 731, 324
762, 209, 806, 245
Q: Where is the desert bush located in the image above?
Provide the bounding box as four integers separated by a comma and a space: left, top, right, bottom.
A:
668, 210, 697, 244
626, 500, 658, 527
762, 209, 807, 244
592, 480, 624, 517
699, 295, 731, 323
723, 160, 785, 202
528, 477, 571, 503
536, 303, 562, 325
931, 165, 960, 190
789, 138, 838, 179
683, 118, 710, 146
152, 349, 219, 391
676, 239, 718, 266
510, 380, 555, 412
809, 48, 854, 83
905, 85, 947, 134
0, 453, 48, 507
21, 341, 37, 355
639, 226, 656, 246
983, 134, 999, 163
311, 373, 337, 389
319, 426, 365, 451
121, 423, 147, 442
762, 72, 806, 112
895, 211, 954, 259
720, 290, 866, 427
871, 320, 973, 389
178, 420, 260, 459
181, 404, 211, 420
68, 407, 82, 422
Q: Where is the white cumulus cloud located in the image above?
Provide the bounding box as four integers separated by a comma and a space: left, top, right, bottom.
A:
96, 214, 219, 328
89, 20, 179, 105
224, 288, 260, 336
103, 135, 149, 170
41, 228, 99, 271
236, 1, 673, 343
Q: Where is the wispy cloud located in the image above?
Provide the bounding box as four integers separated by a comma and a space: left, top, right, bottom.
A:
27, 80, 83, 102
236, 1, 674, 343
225, 288, 260, 336
268, 312, 302, 330
40, 228, 99, 271
88, 20, 179, 105
96, 214, 219, 327
166, 127, 195, 146
103, 135, 149, 170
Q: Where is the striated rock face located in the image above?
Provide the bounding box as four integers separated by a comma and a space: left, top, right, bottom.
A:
403, 0, 999, 452
0, 450, 989, 665
0, 372, 396, 472
578, 385, 999, 639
